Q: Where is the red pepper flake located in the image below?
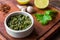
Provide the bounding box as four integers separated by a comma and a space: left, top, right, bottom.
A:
1, 4, 11, 13
0, 2, 11, 13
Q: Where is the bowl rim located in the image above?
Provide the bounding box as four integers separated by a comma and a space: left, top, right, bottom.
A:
4, 11, 34, 32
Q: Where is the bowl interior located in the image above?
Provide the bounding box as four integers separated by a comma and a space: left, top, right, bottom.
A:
5, 11, 34, 32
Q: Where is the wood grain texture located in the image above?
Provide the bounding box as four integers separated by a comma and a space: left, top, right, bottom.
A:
0, 33, 6, 40
39, 20, 60, 40
0, 0, 60, 40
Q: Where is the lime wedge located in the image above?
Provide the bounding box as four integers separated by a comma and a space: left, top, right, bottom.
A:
34, 0, 49, 9
17, 0, 30, 4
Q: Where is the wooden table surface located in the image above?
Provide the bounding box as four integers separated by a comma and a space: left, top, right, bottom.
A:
0, 0, 60, 40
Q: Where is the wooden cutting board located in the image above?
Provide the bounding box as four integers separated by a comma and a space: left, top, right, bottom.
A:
0, 0, 60, 40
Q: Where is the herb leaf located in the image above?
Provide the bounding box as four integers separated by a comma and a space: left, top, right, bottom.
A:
35, 10, 57, 25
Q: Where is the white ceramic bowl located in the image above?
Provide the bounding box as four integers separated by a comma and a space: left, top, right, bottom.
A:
4, 11, 34, 38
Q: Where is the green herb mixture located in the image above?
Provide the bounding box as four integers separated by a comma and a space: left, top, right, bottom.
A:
7, 14, 32, 30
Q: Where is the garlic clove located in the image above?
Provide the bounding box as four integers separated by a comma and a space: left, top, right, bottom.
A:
27, 6, 34, 13
21, 8, 26, 12
17, 5, 27, 12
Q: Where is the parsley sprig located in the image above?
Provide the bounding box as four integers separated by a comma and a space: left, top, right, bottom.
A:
35, 10, 57, 25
